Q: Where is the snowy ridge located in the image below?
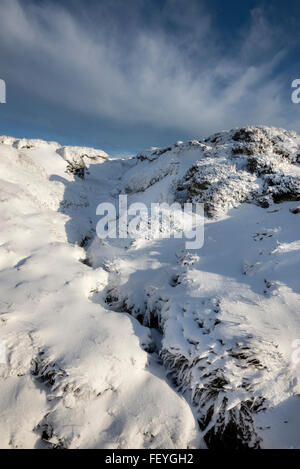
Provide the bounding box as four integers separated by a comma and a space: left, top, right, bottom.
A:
0, 136, 199, 449
0, 127, 300, 448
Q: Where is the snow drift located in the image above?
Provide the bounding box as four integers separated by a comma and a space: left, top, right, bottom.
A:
0, 127, 300, 449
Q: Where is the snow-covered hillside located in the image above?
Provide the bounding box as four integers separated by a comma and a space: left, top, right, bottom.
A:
0, 127, 300, 449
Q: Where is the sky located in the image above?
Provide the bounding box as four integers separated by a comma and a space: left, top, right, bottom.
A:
0, 0, 300, 156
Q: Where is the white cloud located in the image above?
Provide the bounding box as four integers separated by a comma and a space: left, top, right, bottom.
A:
0, 0, 298, 140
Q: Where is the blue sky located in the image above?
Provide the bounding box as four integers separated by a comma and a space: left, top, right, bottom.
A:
0, 0, 300, 155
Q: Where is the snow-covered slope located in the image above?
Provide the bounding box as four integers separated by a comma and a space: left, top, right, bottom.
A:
0, 127, 300, 449
0, 136, 200, 449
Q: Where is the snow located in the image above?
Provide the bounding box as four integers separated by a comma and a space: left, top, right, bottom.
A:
0, 125, 300, 448
0, 138, 199, 449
